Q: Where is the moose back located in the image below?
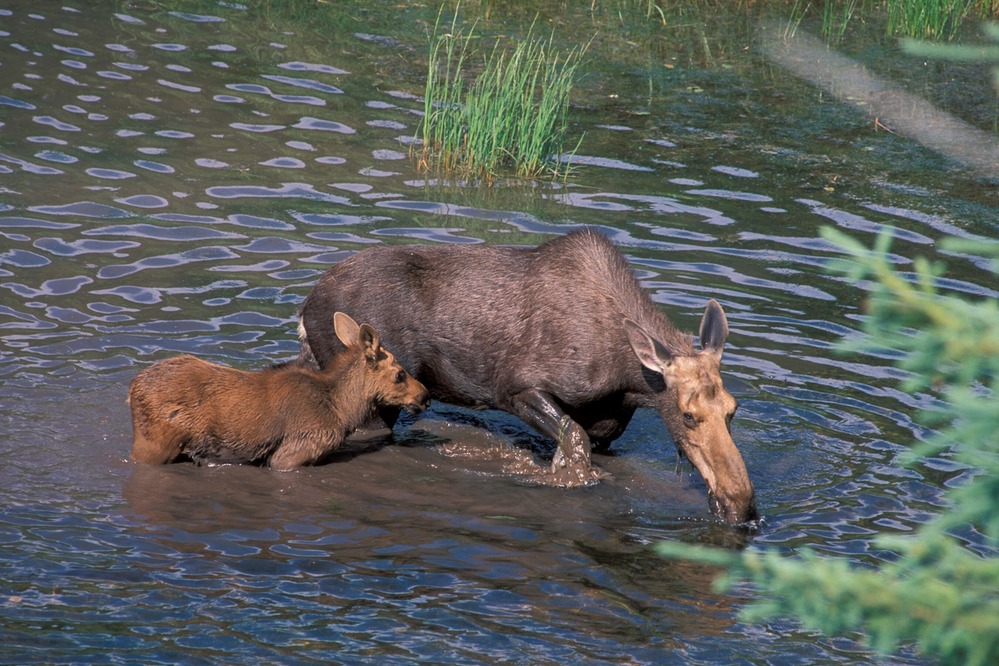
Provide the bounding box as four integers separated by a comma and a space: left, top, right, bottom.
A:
298, 229, 756, 525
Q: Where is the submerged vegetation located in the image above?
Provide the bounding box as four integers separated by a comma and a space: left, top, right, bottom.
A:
415, 12, 587, 182
774, 0, 995, 43
659, 229, 999, 665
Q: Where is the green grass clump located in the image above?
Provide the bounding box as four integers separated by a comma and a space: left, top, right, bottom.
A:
886, 0, 979, 40
416, 14, 586, 182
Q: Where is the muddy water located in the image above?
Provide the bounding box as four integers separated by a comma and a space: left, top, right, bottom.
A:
1, 1, 995, 663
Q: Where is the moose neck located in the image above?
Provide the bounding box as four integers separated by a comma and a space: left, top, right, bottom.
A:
316, 348, 373, 428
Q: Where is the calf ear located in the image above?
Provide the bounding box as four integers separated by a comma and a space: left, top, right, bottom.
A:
358, 324, 381, 363
624, 319, 673, 372
333, 312, 361, 347
699, 299, 728, 355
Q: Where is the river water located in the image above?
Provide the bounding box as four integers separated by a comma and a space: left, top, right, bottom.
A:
1, 1, 996, 664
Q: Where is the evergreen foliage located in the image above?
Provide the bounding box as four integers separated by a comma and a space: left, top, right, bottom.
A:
659, 228, 999, 665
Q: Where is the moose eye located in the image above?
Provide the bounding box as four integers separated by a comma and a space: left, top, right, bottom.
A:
682, 412, 696, 428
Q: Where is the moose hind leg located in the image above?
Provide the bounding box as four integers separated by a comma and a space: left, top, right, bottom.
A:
507, 389, 593, 479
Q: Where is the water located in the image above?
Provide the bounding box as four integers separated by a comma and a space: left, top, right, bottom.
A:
1, 1, 996, 663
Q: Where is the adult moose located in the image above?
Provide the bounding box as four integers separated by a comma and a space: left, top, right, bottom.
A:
129, 313, 429, 470
298, 229, 756, 525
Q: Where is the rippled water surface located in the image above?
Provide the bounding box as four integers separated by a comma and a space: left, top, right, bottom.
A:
2, 1, 997, 663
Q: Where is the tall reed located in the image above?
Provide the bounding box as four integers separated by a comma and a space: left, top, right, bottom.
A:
886, 0, 977, 40
417, 14, 586, 182
822, 0, 862, 44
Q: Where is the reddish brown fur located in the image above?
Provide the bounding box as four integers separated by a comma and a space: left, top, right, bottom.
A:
127, 313, 429, 471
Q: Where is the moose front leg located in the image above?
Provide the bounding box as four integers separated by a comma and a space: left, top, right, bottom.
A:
507, 389, 593, 483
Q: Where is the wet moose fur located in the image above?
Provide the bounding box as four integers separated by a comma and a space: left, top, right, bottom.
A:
298, 229, 757, 524
128, 312, 429, 470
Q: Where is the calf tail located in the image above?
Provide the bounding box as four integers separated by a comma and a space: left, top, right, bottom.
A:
297, 316, 318, 366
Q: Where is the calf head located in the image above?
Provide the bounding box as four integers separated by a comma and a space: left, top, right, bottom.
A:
333, 312, 430, 414
624, 300, 757, 526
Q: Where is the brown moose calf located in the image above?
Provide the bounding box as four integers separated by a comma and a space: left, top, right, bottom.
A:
127, 312, 429, 471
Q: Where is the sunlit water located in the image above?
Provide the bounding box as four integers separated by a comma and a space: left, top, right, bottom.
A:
2, 2, 996, 663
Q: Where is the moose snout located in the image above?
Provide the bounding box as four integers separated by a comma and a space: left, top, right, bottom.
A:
710, 488, 758, 527
406, 390, 431, 414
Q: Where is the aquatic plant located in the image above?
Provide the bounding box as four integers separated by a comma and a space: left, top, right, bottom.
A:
886, 0, 980, 40
812, 0, 997, 43
416, 11, 587, 182
659, 228, 999, 665
821, 0, 861, 44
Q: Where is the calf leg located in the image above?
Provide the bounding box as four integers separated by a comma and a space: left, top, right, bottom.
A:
269, 432, 339, 471
130, 426, 186, 464
507, 389, 592, 474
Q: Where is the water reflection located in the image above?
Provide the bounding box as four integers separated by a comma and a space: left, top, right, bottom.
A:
0, 1, 981, 663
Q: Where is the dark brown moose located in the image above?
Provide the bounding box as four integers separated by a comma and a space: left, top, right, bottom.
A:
128, 312, 430, 470
297, 229, 756, 524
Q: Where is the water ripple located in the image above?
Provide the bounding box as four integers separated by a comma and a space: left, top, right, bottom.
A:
261, 74, 343, 95
29, 202, 131, 218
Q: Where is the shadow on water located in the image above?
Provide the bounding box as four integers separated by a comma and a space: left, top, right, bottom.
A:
0, 0, 989, 663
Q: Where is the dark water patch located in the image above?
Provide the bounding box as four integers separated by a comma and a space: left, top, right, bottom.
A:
0, 95, 36, 110
132, 160, 176, 173
686, 188, 773, 202
261, 74, 343, 95
712, 165, 759, 178
169, 12, 226, 24
206, 183, 352, 205
30, 202, 132, 219
293, 212, 392, 227
114, 195, 170, 208
31, 115, 82, 133
87, 168, 138, 180
156, 78, 202, 94
1, 276, 92, 298
0, 217, 77, 230
280, 61, 349, 75
208, 259, 288, 273
0, 249, 50, 268
370, 228, 484, 244
154, 130, 195, 139
152, 43, 188, 52
86, 223, 245, 242
236, 236, 337, 256
32, 237, 138, 257
96, 247, 241, 280
0, 153, 65, 175
33, 149, 77, 164
800, 199, 936, 245
562, 153, 655, 172
97, 69, 132, 81
225, 214, 295, 231
556, 192, 738, 225
52, 42, 94, 57
292, 116, 356, 134
111, 62, 147, 72
259, 157, 307, 168
228, 121, 285, 132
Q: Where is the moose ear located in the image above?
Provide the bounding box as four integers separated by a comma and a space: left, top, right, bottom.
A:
358, 323, 380, 362
699, 299, 728, 355
624, 319, 673, 372
333, 312, 361, 347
